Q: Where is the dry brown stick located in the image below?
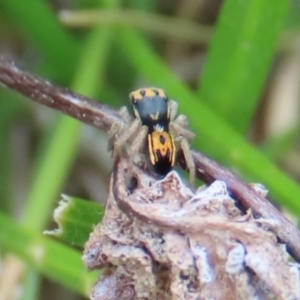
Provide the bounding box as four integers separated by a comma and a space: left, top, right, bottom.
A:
178, 151, 300, 259
0, 56, 120, 131
1, 56, 300, 262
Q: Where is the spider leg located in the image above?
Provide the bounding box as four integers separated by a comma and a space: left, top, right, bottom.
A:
169, 100, 178, 121
107, 106, 132, 151
111, 118, 142, 158
169, 121, 195, 142
107, 121, 126, 151
127, 125, 149, 169
174, 114, 189, 127
178, 137, 195, 186
130, 125, 149, 155
119, 106, 132, 123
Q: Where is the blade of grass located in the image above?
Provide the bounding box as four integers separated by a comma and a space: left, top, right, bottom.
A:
118, 28, 300, 213
0, 211, 97, 296
198, 0, 288, 133
45, 195, 104, 248
23, 1, 121, 232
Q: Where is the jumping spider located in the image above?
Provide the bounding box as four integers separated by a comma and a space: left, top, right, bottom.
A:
108, 87, 196, 185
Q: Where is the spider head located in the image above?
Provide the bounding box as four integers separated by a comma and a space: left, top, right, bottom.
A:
129, 88, 170, 128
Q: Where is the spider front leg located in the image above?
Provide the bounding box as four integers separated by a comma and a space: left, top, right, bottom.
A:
169, 100, 195, 141
171, 115, 195, 141
107, 106, 132, 151
107, 121, 126, 152
108, 110, 142, 159
130, 125, 148, 155
169, 100, 179, 121
169, 111, 196, 186
127, 125, 149, 170
112, 118, 142, 158
177, 136, 196, 186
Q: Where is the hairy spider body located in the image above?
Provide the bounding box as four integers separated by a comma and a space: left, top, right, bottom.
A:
108, 87, 196, 185
130, 88, 175, 174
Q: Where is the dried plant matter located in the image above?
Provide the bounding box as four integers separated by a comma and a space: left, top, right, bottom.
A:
1, 57, 300, 262
1, 57, 300, 261
83, 158, 300, 300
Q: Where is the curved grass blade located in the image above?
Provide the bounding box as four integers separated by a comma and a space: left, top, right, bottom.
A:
198, 0, 288, 133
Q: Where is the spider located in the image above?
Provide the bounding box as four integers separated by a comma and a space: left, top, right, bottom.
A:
108, 87, 196, 185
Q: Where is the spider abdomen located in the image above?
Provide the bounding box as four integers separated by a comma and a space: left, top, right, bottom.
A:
148, 131, 176, 175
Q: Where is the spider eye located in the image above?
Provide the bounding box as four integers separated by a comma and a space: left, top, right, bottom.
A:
153, 89, 159, 96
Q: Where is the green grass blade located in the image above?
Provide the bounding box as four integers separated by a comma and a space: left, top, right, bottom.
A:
23, 117, 81, 231
0, 212, 98, 296
45, 196, 104, 248
198, 0, 288, 133
22, 16, 118, 232
118, 28, 300, 213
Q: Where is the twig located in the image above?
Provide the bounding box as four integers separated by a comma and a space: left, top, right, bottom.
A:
179, 151, 300, 258
1, 56, 300, 262
0, 56, 119, 131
